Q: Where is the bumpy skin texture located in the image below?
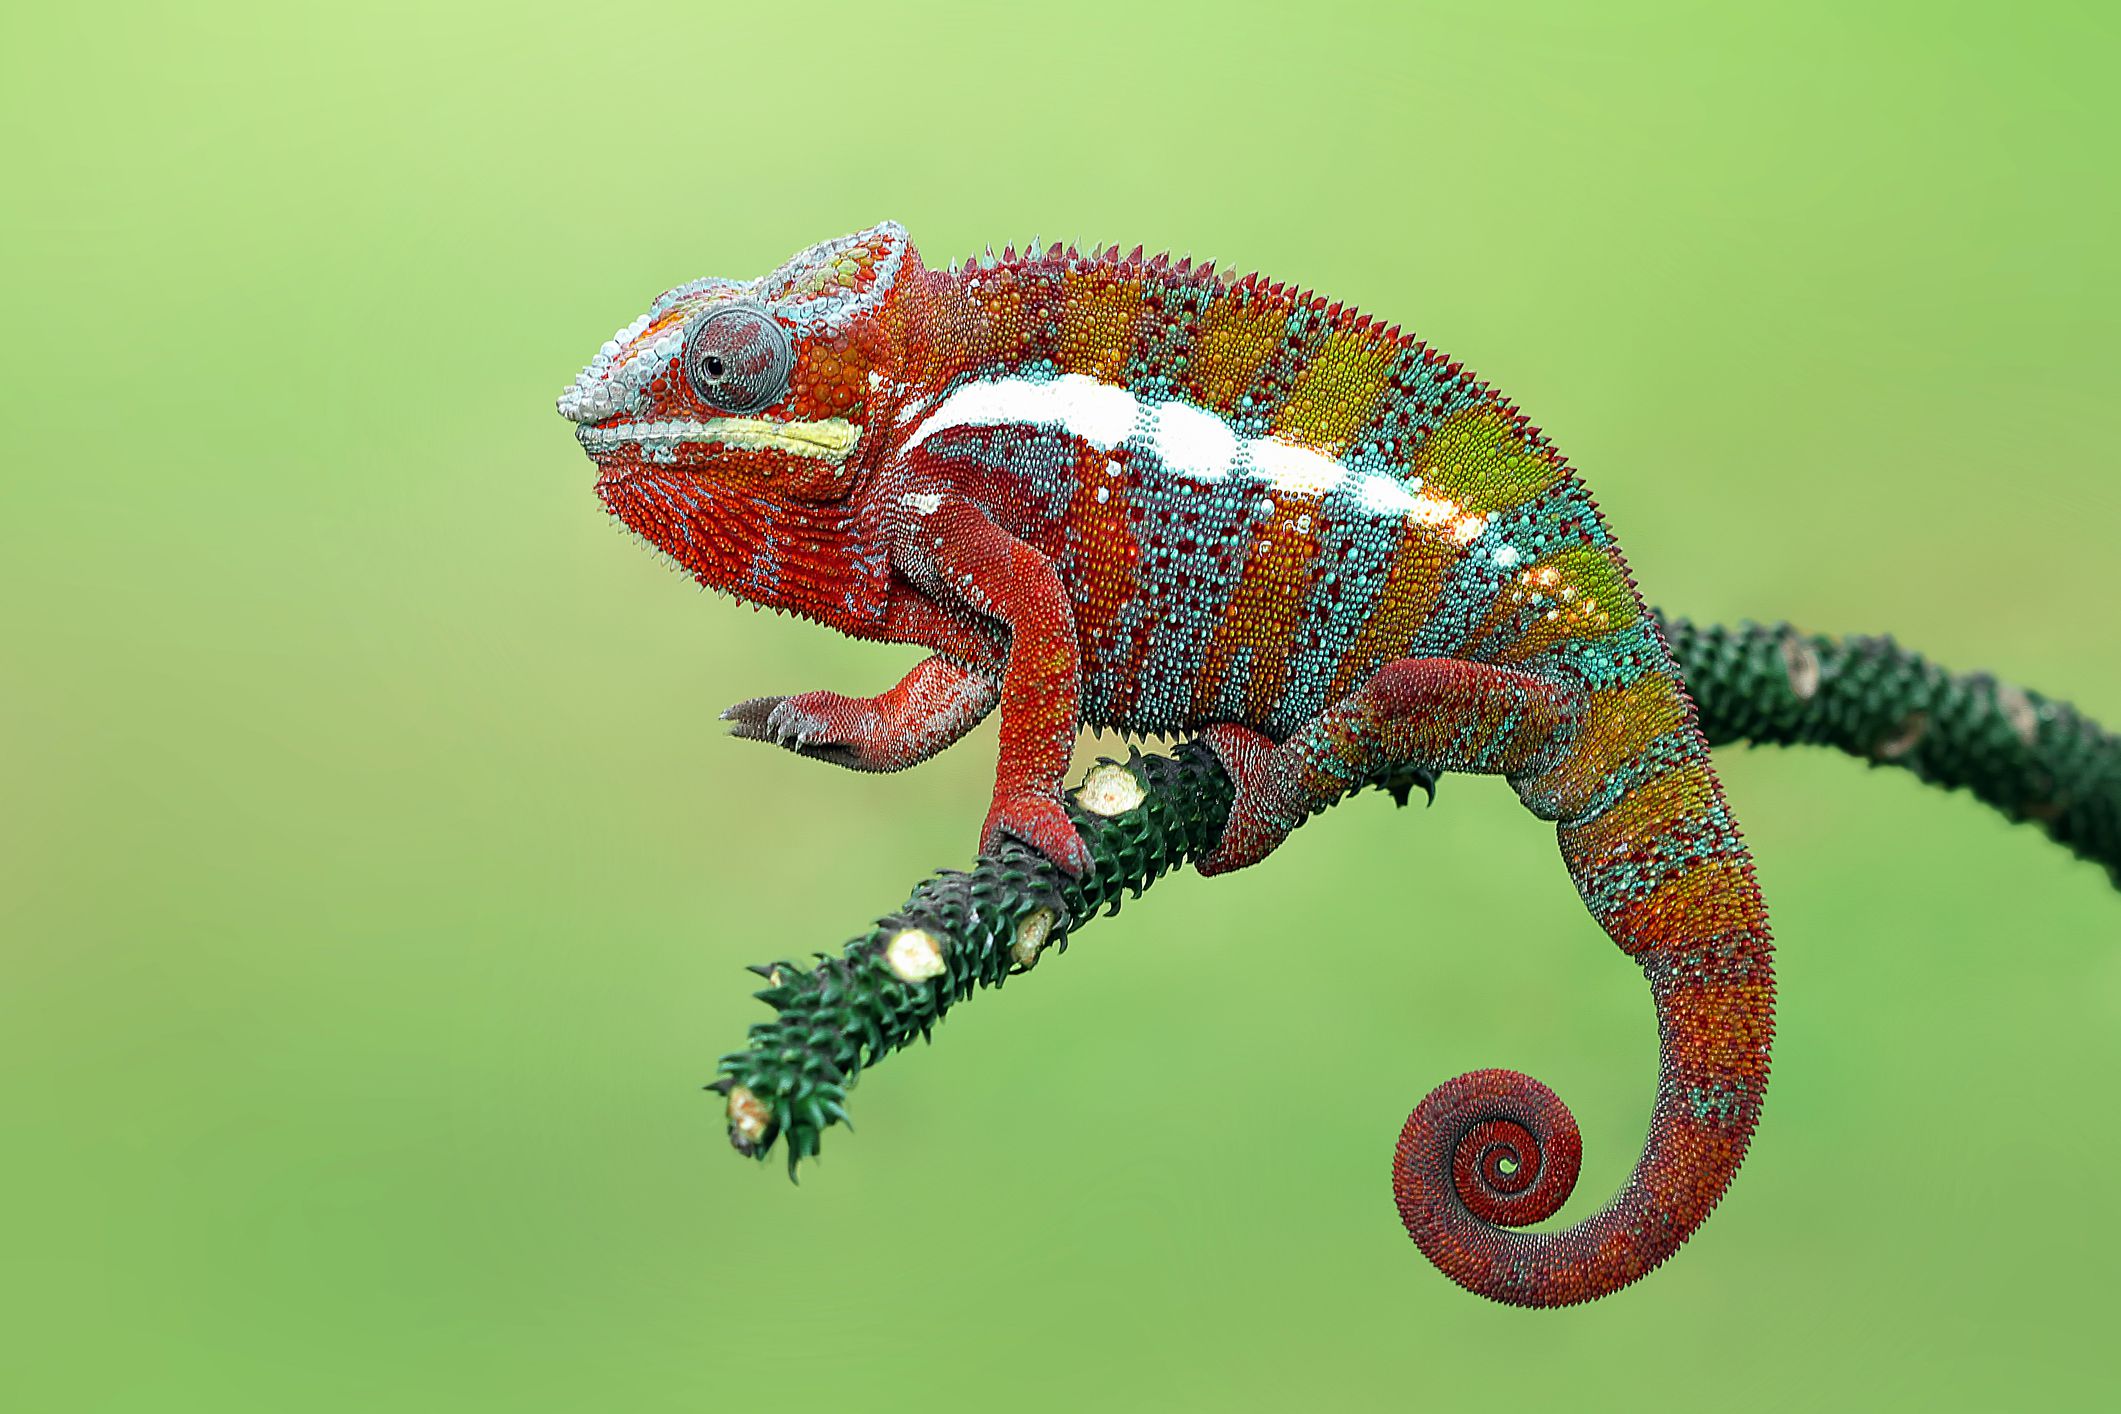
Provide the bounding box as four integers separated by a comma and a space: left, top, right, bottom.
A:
559, 223, 1774, 1306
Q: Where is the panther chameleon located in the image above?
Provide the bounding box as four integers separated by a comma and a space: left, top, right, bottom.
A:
557, 220, 1776, 1307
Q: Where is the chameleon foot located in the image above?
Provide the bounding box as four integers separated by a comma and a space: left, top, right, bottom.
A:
1193, 723, 1310, 876
721, 692, 874, 771
982, 788, 1092, 876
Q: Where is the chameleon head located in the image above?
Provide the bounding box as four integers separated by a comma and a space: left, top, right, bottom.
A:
556, 221, 914, 628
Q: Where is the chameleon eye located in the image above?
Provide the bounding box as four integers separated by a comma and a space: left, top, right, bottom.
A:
683, 304, 793, 414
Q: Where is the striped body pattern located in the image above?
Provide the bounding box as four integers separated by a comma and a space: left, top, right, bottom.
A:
559, 223, 1774, 1306
893, 275, 1631, 743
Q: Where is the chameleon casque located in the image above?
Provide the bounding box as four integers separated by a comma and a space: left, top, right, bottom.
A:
558, 221, 2046, 1307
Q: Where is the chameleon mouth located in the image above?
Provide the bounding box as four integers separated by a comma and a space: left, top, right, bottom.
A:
576, 416, 860, 462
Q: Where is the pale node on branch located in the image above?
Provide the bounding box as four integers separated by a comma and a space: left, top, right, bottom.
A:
1011, 908, 1056, 971
884, 927, 948, 982
1875, 711, 1929, 760
1077, 762, 1147, 817
1994, 681, 2040, 747
1780, 633, 1820, 702
727, 1085, 771, 1146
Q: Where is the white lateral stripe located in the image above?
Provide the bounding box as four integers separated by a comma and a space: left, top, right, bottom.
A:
1247, 437, 1347, 497
1148, 399, 1237, 480
1357, 476, 1416, 514
904, 373, 1139, 451
901, 374, 1473, 532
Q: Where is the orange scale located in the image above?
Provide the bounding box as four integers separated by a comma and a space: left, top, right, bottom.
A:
1599, 859, 1762, 957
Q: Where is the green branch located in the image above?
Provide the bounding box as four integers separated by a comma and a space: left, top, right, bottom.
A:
711, 618, 2120, 1169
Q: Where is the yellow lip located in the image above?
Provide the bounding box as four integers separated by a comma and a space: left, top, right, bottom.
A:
577, 416, 860, 461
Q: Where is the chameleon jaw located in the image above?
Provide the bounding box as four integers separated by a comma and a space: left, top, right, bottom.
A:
575, 415, 860, 462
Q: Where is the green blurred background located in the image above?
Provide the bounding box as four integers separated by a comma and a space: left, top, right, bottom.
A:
5, 2, 2117, 1409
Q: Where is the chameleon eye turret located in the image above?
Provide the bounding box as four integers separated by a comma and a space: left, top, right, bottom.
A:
683, 303, 792, 414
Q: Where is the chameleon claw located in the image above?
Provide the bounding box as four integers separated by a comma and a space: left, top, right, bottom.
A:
1381, 765, 1441, 809
721, 694, 790, 741
722, 693, 863, 767
721, 694, 826, 751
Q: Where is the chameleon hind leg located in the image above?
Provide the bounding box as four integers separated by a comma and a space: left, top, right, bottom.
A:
1200, 653, 1776, 1306
1195, 657, 1582, 876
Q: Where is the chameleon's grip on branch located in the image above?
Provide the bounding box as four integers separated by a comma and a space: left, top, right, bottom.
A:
713, 617, 2120, 1169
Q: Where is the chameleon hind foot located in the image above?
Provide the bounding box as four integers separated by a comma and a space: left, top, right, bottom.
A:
1194, 723, 1311, 876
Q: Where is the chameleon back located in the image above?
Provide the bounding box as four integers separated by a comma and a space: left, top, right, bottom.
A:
883, 247, 1658, 742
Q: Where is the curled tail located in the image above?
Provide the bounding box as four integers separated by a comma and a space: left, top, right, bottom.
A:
1394, 672, 1775, 1306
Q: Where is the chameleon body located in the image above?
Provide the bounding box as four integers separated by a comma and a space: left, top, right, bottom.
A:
558, 222, 1773, 1307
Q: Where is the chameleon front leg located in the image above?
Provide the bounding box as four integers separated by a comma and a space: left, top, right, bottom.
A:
721, 654, 999, 772
893, 496, 1091, 874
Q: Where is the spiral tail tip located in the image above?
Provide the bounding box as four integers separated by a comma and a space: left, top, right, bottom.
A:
1393, 1069, 1587, 1304
1396, 1068, 1582, 1225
